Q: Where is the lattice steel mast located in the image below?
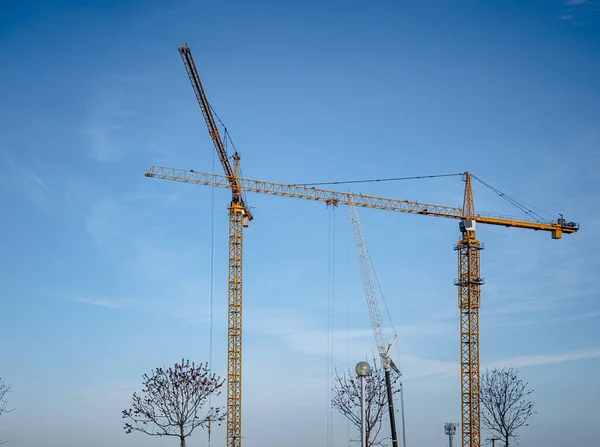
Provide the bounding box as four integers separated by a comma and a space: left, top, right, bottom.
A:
454, 173, 482, 447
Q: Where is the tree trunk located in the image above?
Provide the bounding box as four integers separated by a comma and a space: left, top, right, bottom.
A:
180, 424, 186, 447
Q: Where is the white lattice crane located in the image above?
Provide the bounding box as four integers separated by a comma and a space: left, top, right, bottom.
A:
349, 202, 406, 447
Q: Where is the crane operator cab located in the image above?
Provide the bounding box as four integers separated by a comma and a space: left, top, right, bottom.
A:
459, 219, 476, 233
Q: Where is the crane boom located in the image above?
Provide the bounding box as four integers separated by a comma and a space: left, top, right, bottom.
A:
145, 165, 579, 237
348, 204, 389, 358
178, 44, 245, 203
349, 203, 402, 447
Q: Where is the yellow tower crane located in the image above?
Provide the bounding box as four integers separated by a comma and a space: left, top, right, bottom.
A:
177, 44, 251, 447
144, 165, 579, 447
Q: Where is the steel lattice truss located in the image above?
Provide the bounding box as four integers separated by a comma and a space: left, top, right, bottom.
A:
227, 205, 244, 447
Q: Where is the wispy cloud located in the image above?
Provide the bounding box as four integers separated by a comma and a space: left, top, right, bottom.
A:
399, 346, 600, 383
0, 155, 55, 216
84, 194, 189, 281
484, 307, 600, 331
245, 307, 375, 357
554, 310, 600, 322
401, 354, 456, 380
73, 298, 121, 309
82, 74, 156, 163
488, 347, 600, 369
82, 74, 171, 163
83, 94, 133, 163
77, 186, 220, 325
67, 291, 216, 324
560, 0, 595, 24
243, 307, 460, 382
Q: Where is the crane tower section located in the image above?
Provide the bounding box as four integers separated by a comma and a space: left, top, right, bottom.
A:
455, 173, 483, 447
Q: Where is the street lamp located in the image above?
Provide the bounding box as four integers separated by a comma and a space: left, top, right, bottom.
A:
355, 361, 372, 447
444, 422, 458, 447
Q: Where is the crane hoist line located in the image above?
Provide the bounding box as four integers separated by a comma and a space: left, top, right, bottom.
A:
148, 43, 579, 447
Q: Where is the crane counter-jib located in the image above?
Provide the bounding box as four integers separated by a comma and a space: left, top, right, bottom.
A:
144, 165, 579, 238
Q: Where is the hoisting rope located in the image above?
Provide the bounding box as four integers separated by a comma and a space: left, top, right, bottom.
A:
326, 207, 336, 447
368, 250, 397, 339
346, 243, 351, 447
471, 175, 555, 224
331, 208, 336, 447
209, 103, 238, 155
207, 137, 216, 447
292, 171, 558, 225
209, 103, 251, 207
290, 172, 463, 187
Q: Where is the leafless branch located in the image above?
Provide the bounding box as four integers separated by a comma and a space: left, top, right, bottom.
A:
0, 378, 13, 445
331, 357, 401, 447
0, 380, 13, 417
122, 359, 226, 446
480, 367, 535, 447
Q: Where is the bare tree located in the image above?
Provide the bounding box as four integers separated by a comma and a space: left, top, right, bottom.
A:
0, 378, 13, 445
332, 357, 401, 447
122, 359, 226, 447
480, 367, 535, 447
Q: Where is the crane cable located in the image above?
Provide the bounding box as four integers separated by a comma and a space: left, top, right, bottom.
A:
367, 248, 397, 339
209, 103, 238, 155
290, 172, 463, 187
207, 140, 216, 447
326, 206, 336, 447
471, 175, 555, 224
293, 171, 557, 226
346, 243, 351, 447
208, 102, 252, 208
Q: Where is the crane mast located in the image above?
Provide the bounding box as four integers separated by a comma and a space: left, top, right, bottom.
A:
455, 172, 483, 447
178, 44, 250, 447
349, 203, 402, 447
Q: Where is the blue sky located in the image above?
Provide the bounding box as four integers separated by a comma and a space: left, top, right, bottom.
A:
1, 0, 599, 446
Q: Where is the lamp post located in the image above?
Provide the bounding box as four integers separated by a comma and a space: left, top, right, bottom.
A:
444, 422, 458, 447
355, 361, 372, 447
